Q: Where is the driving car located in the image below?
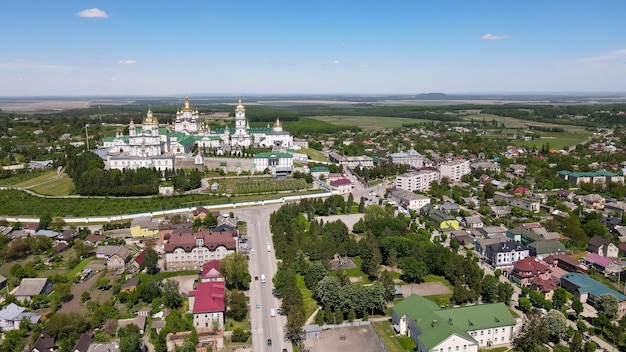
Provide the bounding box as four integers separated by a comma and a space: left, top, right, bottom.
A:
267, 339, 272, 346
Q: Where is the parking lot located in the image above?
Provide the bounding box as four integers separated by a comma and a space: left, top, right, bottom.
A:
302, 325, 385, 352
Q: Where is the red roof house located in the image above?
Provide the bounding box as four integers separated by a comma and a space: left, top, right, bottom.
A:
201, 260, 223, 282
189, 282, 226, 330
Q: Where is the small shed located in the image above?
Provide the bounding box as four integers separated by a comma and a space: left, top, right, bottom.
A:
210, 182, 219, 192
302, 324, 321, 340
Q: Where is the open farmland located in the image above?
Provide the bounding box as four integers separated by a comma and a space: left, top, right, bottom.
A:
309, 115, 432, 130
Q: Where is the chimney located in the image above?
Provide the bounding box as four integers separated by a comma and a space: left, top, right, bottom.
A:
432, 319, 437, 327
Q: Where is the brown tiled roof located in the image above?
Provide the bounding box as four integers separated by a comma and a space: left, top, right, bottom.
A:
588, 235, 612, 247
165, 229, 237, 253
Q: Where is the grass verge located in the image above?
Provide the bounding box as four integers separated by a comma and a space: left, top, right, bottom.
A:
373, 321, 416, 352
295, 274, 318, 321
29, 174, 75, 196
66, 257, 97, 280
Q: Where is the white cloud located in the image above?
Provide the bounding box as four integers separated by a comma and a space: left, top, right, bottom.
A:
579, 49, 626, 65
482, 33, 509, 40
0, 62, 70, 71
77, 8, 108, 18
11, 58, 27, 63
333, 60, 340, 65
118, 60, 137, 65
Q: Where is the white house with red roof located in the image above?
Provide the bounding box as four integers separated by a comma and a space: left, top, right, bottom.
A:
201, 260, 223, 282
189, 281, 226, 330
329, 177, 352, 194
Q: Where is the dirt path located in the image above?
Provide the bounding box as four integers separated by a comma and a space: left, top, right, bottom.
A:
58, 274, 99, 313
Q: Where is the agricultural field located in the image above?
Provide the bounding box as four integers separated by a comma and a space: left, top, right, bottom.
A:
309, 115, 432, 130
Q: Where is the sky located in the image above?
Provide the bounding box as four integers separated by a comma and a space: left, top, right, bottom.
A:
1, 1, 626, 96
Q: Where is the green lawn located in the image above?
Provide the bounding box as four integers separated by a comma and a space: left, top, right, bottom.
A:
29, 173, 75, 196
298, 148, 329, 162
295, 274, 318, 320
425, 293, 453, 307
0, 170, 53, 186
345, 257, 372, 284
66, 257, 98, 280
225, 316, 250, 332
373, 321, 416, 352
209, 177, 310, 195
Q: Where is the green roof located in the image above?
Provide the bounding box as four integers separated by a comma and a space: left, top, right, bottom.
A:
528, 240, 566, 255
254, 152, 293, 158
394, 295, 516, 349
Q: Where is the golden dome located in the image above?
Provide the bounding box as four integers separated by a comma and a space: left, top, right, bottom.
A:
236, 98, 245, 111
274, 117, 282, 128
183, 97, 192, 111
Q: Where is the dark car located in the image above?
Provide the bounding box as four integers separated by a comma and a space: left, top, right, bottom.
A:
267, 339, 272, 346
283, 349, 288, 352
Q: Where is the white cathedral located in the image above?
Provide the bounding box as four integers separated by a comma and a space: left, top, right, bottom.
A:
102, 98, 293, 171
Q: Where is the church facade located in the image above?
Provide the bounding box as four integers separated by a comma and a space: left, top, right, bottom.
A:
102, 98, 294, 172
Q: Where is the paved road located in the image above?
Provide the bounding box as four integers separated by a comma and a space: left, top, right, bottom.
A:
235, 204, 291, 352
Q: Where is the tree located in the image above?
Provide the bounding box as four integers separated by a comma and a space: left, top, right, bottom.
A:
96, 277, 111, 290
228, 290, 248, 322
285, 305, 305, 343
73, 240, 94, 258
481, 275, 499, 303
55, 283, 73, 302
399, 257, 428, 283
569, 330, 583, 352
552, 288, 567, 310
220, 253, 251, 290
518, 297, 532, 312
359, 233, 381, 278
358, 197, 365, 213
231, 327, 250, 342
38, 213, 52, 230
315, 276, 342, 310
304, 261, 329, 290
346, 193, 354, 214
545, 309, 567, 342
595, 293, 619, 319
163, 279, 182, 309
497, 282, 514, 306
515, 309, 549, 351
379, 270, 396, 302
572, 300, 584, 318
142, 247, 159, 274
118, 323, 141, 352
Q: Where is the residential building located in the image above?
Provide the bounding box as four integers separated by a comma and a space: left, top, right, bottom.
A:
470, 160, 501, 173
509, 257, 557, 300
329, 177, 352, 194
388, 189, 430, 211
392, 294, 516, 351
493, 192, 540, 213
73, 333, 93, 352
478, 226, 508, 238
96, 246, 132, 272
120, 277, 140, 293
583, 253, 623, 275
327, 152, 374, 169
560, 272, 626, 317
439, 159, 471, 182
200, 260, 223, 282
309, 166, 330, 180
485, 241, 531, 269
389, 147, 424, 169
587, 236, 619, 258
395, 169, 440, 192
463, 215, 484, 229
0, 303, 40, 331
558, 170, 624, 186
544, 254, 587, 273
189, 281, 226, 330
32, 331, 56, 352
130, 216, 159, 238
474, 235, 509, 257
14, 278, 53, 302
420, 204, 459, 231
528, 240, 567, 260
506, 226, 542, 245
164, 230, 238, 271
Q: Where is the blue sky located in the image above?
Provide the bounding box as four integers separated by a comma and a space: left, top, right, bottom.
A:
1, 1, 626, 96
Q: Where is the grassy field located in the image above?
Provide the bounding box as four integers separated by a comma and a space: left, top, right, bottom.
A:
295, 274, 318, 321
29, 173, 75, 196
298, 148, 329, 162
66, 257, 97, 280
0, 170, 55, 187
345, 257, 372, 284
309, 115, 432, 130
373, 321, 416, 352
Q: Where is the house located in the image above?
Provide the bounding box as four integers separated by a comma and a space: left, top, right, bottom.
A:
473, 235, 509, 257
0, 303, 41, 331
485, 241, 531, 269
584, 253, 623, 275
32, 330, 56, 352
302, 324, 322, 340
388, 189, 430, 211
506, 226, 542, 245
560, 272, 626, 317
544, 254, 587, 273
201, 260, 223, 282
309, 166, 330, 180
117, 316, 147, 334
421, 204, 459, 231
508, 257, 557, 299
477, 226, 508, 238
84, 234, 106, 246
528, 240, 567, 259
577, 194, 606, 209
73, 333, 94, 352
463, 215, 484, 229
120, 277, 140, 293
188, 281, 226, 330
130, 216, 159, 239
587, 236, 619, 258
85, 342, 120, 352
15, 278, 53, 302
96, 246, 132, 272
558, 170, 624, 186
329, 177, 352, 194
493, 191, 540, 213
392, 294, 516, 351
57, 229, 78, 242
164, 230, 238, 271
